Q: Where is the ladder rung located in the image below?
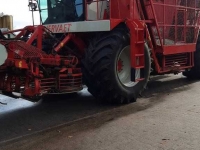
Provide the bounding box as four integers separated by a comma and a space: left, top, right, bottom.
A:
135, 66, 144, 69
136, 41, 145, 44
144, 20, 154, 23
135, 78, 145, 82
135, 28, 144, 31
135, 54, 144, 57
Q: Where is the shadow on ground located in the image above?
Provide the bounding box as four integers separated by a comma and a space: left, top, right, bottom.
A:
0, 74, 198, 143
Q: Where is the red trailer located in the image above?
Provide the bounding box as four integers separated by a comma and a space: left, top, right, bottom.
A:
0, 0, 199, 103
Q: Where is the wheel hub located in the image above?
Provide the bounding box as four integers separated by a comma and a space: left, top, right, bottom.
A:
116, 46, 140, 87
117, 59, 123, 73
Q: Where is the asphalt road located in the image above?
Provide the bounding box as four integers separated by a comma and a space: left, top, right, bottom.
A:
0, 74, 199, 150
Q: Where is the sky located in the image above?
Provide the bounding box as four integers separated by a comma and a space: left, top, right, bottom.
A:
0, 0, 40, 29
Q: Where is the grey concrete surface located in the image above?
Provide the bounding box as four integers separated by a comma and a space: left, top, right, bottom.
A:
0, 88, 116, 142
1, 74, 200, 150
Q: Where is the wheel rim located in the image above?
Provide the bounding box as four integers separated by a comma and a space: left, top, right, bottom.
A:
116, 46, 140, 87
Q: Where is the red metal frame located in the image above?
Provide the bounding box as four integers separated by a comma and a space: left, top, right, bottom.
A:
1, 0, 200, 100
86, 0, 200, 74
0, 26, 83, 101
145, 0, 200, 73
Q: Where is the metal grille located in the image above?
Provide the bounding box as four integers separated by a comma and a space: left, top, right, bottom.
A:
59, 68, 82, 93
165, 53, 188, 67
40, 68, 82, 94
41, 78, 56, 93
144, 0, 200, 46
5, 41, 49, 59
59, 75, 82, 93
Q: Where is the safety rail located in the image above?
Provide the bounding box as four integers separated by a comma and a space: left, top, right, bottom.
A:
144, 0, 200, 46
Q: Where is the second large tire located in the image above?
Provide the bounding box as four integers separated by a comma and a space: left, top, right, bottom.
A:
82, 27, 151, 104
183, 34, 200, 79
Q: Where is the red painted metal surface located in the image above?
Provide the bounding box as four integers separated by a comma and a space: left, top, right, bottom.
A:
0, 0, 200, 100
55, 34, 72, 52
139, 0, 200, 73
148, 0, 200, 48
98, 0, 200, 73
0, 26, 83, 101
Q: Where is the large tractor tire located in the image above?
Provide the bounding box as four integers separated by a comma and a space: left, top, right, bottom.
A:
183, 34, 200, 79
82, 27, 151, 104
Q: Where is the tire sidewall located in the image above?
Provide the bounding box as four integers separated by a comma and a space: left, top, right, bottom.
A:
82, 28, 151, 103
110, 43, 151, 101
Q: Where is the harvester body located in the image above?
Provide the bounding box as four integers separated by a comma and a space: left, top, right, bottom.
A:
0, 0, 199, 102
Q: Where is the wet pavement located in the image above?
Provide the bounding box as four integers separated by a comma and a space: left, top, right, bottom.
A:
0, 74, 199, 150
0, 88, 115, 142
